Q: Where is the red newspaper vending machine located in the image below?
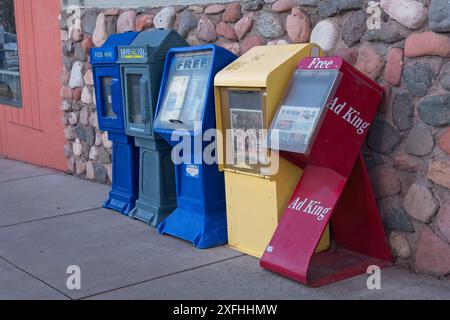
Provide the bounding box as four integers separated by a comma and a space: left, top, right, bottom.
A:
260, 57, 393, 287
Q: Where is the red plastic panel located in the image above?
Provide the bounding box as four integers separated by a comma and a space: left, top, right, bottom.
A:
261, 57, 392, 287
261, 165, 346, 284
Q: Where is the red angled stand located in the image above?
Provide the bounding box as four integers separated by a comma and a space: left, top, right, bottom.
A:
260, 57, 393, 287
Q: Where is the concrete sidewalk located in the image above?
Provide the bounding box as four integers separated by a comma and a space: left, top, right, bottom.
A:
0, 157, 449, 300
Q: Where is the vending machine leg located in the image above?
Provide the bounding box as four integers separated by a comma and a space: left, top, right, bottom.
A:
260, 154, 392, 287
103, 133, 139, 215
129, 139, 177, 227
157, 162, 227, 249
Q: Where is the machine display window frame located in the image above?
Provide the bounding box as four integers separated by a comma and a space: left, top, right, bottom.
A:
269, 69, 342, 156
154, 49, 213, 134
92, 66, 123, 131
219, 87, 272, 175
123, 67, 152, 136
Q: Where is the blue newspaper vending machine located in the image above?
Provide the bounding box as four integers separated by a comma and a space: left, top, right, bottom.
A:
90, 32, 140, 215
154, 45, 237, 248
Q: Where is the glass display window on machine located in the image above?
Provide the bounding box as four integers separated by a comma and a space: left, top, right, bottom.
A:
229, 89, 265, 166
123, 67, 151, 133
218, 86, 270, 175
101, 76, 115, 118
269, 69, 341, 156
154, 50, 212, 132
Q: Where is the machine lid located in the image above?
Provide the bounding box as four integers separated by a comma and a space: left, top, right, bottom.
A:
268, 68, 341, 155
130, 28, 175, 46
117, 29, 187, 64
214, 44, 317, 88
103, 31, 139, 47
154, 49, 213, 134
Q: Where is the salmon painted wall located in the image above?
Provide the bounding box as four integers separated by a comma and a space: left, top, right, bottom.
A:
0, 0, 66, 171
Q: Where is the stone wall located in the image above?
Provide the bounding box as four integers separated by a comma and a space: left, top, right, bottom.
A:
58, 0, 450, 277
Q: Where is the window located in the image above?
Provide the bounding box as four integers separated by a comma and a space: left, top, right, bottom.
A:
0, 0, 21, 107
127, 73, 144, 125
269, 69, 340, 155
155, 50, 212, 131
101, 76, 116, 118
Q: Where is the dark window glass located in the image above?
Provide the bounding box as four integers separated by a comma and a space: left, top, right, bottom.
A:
283, 70, 338, 108
0, 0, 21, 107
101, 77, 116, 118
127, 74, 143, 124
229, 90, 262, 111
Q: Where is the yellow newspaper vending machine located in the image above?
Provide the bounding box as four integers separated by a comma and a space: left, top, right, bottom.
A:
214, 44, 329, 257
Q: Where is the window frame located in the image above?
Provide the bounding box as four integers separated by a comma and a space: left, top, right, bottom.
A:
0, 0, 22, 108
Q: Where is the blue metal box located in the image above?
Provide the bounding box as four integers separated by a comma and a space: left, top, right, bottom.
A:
90, 32, 140, 215
154, 45, 237, 248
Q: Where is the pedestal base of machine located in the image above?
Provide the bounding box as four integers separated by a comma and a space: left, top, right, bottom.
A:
103, 132, 139, 216
223, 157, 309, 258
129, 199, 176, 227
306, 247, 392, 287
129, 138, 177, 227
158, 207, 228, 249
103, 192, 136, 216
260, 154, 393, 287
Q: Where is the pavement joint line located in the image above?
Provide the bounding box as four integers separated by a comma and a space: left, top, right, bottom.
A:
79, 254, 247, 300
0, 172, 63, 184
0, 207, 104, 229
0, 255, 73, 300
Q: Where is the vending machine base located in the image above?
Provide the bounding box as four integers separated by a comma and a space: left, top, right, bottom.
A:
158, 207, 227, 249
260, 154, 393, 287
157, 162, 227, 249
102, 132, 139, 215
129, 138, 177, 227
130, 199, 176, 226
224, 157, 329, 258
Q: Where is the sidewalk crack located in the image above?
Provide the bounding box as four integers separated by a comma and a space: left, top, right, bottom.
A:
0, 207, 103, 229
0, 172, 62, 184
0, 256, 73, 300
79, 254, 246, 300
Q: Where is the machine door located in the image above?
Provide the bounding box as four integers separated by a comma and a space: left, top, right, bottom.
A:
93, 66, 123, 131
154, 50, 213, 133
123, 67, 153, 137
269, 69, 340, 155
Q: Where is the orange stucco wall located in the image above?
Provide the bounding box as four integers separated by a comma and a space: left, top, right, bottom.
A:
0, 0, 66, 171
